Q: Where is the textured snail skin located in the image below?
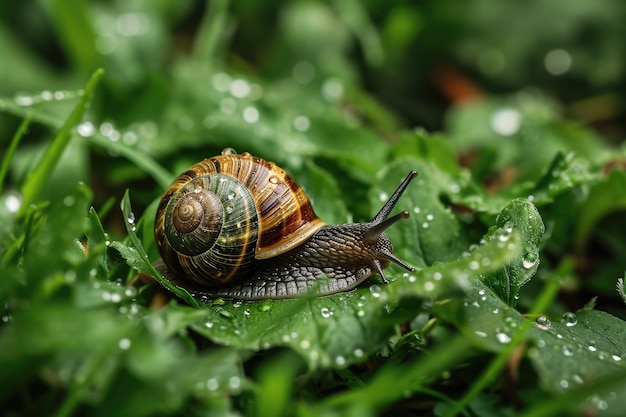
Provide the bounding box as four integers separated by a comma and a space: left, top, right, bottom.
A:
154, 151, 416, 301
155, 222, 394, 300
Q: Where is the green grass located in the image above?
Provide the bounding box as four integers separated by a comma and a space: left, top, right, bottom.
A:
1, 2, 626, 417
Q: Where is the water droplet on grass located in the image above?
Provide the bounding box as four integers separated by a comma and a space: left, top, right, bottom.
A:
230, 79, 251, 98
534, 316, 551, 330
495, 331, 511, 344
242, 106, 259, 124
322, 78, 344, 102
293, 115, 310, 132
77, 121, 95, 137
521, 249, 538, 269
206, 378, 219, 391
561, 312, 577, 327
562, 345, 574, 356
335, 356, 346, 366
118, 338, 132, 350
369, 285, 382, 298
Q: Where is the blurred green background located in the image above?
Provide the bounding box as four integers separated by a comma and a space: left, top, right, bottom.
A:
2, 2, 626, 416
2, 0, 624, 302
1, 0, 623, 202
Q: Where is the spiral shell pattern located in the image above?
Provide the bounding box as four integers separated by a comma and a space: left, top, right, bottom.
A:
155, 152, 325, 287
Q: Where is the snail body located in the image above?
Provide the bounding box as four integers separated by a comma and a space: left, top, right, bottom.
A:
154, 150, 416, 301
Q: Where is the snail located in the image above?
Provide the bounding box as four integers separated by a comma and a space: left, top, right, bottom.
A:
153, 149, 417, 301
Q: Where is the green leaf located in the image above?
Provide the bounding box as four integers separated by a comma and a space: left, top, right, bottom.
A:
187, 222, 520, 369
527, 309, 626, 416
87, 207, 109, 281
481, 199, 544, 305
0, 114, 32, 193
371, 157, 466, 268
527, 152, 596, 204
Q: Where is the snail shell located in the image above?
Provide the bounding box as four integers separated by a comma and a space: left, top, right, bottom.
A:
154, 149, 416, 301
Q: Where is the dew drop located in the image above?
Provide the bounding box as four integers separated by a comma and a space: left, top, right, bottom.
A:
293, 61, 316, 84
544, 49, 572, 76
426, 213, 434, 221
230, 79, 251, 98
293, 115, 310, 132
206, 378, 219, 391
421, 222, 429, 229
15, 95, 35, 106
469, 260, 479, 270
320, 307, 332, 318
369, 285, 382, 298
378, 192, 389, 202
612, 355, 621, 362
490, 108, 521, 136
335, 356, 346, 366
242, 106, 259, 124
353, 348, 364, 358
521, 249, 538, 269
474, 331, 487, 338
221, 147, 237, 155
225, 204, 235, 214
118, 338, 132, 350
588, 345, 597, 352
269, 175, 279, 184
559, 379, 569, 389
413, 207, 421, 214
423, 281, 434, 291
495, 331, 511, 344
534, 315, 551, 330
300, 339, 311, 349
561, 312, 577, 327
65, 270, 77, 283
433, 271, 442, 281
220, 97, 236, 114
77, 121, 95, 137
562, 345, 574, 357
212, 73, 231, 92
321, 78, 344, 102
4, 192, 22, 213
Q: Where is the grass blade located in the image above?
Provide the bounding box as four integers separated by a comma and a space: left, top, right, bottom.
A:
19, 68, 104, 216
120, 190, 200, 307
0, 114, 33, 193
